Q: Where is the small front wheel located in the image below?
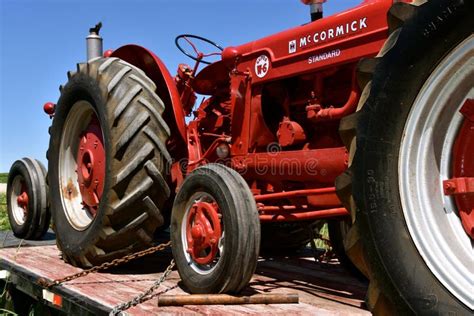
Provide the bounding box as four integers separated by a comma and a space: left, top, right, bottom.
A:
171, 163, 260, 293
7, 158, 50, 239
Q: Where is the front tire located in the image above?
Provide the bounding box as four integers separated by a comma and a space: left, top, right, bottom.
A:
171, 164, 260, 294
7, 158, 50, 239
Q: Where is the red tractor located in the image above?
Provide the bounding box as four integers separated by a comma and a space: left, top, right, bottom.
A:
6, 0, 472, 314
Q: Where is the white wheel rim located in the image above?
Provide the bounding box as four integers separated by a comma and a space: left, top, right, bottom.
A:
399, 35, 474, 309
181, 192, 225, 275
10, 175, 27, 225
59, 101, 99, 231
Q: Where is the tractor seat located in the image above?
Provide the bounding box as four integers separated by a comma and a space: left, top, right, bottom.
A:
192, 61, 230, 95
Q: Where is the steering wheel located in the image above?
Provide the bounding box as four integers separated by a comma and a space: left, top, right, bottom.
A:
175, 34, 223, 65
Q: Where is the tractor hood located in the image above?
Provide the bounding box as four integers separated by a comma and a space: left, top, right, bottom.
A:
221, 0, 391, 81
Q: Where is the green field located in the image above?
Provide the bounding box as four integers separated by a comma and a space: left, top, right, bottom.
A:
0, 173, 7, 184
0, 193, 9, 231
0, 194, 9, 231
1, 172, 10, 231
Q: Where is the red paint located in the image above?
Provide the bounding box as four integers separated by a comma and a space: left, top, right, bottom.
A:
53, 294, 63, 307
43, 102, 55, 117
175, 63, 197, 115
308, 68, 359, 121
260, 207, 348, 222
233, 0, 390, 83
16, 181, 29, 220
446, 99, 474, 239
444, 178, 474, 195
186, 201, 222, 265
255, 187, 336, 202
232, 147, 348, 183
103, 49, 114, 57
106, 0, 393, 223
76, 114, 105, 216
17, 183, 29, 211
277, 119, 307, 147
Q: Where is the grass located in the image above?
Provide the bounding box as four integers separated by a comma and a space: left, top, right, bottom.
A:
315, 223, 330, 249
0, 172, 10, 231
0, 193, 10, 231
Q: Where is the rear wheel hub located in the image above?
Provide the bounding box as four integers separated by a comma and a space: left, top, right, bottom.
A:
398, 36, 473, 307
76, 115, 105, 217
443, 98, 474, 239
59, 101, 105, 230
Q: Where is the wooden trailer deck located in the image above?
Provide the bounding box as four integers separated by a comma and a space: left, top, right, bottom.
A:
0, 235, 369, 315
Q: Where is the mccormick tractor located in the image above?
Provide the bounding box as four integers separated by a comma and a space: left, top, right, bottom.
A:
6, 0, 472, 314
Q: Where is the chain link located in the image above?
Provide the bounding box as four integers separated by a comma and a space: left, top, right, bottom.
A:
109, 259, 175, 316
37, 241, 171, 288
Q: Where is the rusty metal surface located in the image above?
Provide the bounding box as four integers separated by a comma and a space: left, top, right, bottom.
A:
0, 245, 369, 315
157, 293, 299, 306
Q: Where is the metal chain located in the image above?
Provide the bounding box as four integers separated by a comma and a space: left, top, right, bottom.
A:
37, 241, 171, 288
109, 259, 175, 316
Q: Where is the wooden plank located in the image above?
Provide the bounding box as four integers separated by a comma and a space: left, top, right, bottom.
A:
0, 246, 369, 315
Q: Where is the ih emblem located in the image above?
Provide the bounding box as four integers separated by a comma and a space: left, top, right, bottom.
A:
289, 40, 297, 54
255, 55, 270, 78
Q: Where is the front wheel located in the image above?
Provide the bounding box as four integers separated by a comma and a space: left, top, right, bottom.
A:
7, 158, 50, 239
171, 164, 260, 294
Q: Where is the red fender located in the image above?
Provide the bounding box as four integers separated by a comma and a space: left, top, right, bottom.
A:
111, 45, 187, 144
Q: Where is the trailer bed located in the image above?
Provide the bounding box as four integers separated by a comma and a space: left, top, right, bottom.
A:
0, 236, 369, 315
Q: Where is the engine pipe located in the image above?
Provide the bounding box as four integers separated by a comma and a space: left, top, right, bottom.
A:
259, 205, 311, 212
255, 187, 336, 202
259, 207, 348, 222
307, 69, 359, 122
86, 22, 103, 61
301, 0, 327, 21
233, 147, 348, 183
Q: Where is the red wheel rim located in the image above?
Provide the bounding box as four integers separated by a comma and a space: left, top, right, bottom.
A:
443, 99, 474, 239
76, 113, 105, 217
186, 200, 222, 265
16, 181, 29, 219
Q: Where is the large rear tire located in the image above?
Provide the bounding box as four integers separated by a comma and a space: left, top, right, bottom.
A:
49, 57, 171, 267
336, 0, 473, 314
327, 220, 365, 280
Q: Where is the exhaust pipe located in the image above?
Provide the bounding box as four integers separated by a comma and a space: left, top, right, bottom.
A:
301, 0, 326, 22
86, 22, 103, 61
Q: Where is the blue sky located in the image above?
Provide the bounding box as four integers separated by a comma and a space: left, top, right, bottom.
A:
0, 0, 360, 172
